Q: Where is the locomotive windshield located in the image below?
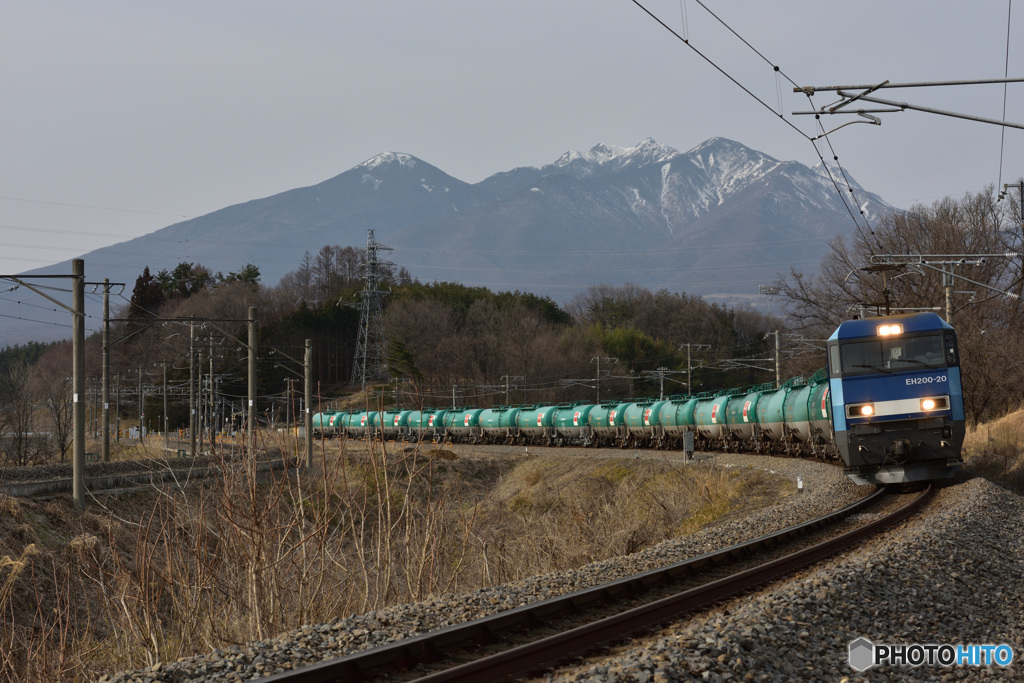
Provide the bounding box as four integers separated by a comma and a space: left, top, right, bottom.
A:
838, 332, 954, 376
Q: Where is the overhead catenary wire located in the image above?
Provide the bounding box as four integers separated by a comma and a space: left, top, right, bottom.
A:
630, 0, 880, 253
0, 293, 69, 313
997, 0, 1013, 190
2, 7, 899, 304
0, 194, 190, 219
0, 310, 77, 328
694, 0, 881, 245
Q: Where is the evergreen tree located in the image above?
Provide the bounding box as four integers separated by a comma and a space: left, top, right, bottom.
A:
129, 266, 165, 318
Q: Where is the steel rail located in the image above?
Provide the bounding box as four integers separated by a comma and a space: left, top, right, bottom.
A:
0, 454, 294, 498
258, 484, 930, 683
420, 484, 932, 682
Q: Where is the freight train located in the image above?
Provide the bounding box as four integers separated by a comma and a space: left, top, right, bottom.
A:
314, 313, 964, 485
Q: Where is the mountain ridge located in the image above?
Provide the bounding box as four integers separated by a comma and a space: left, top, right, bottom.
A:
2, 137, 892, 345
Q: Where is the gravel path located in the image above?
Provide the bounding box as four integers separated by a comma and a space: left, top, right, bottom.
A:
102, 452, 873, 681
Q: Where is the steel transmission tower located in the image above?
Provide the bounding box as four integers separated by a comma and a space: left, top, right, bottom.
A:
349, 230, 394, 389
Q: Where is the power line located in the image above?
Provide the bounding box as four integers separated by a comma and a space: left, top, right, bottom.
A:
692, 0, 879, 242
629, 0, 878, 247
0, 194, 190, 218
997, 0, 1013, 189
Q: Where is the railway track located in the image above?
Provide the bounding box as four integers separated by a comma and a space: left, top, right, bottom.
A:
0, 450, 294, 498
257, 483, 933, 683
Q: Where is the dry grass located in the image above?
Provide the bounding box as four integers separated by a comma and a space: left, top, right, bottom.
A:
0, 438, 788, 681
963, 408, 1024, 490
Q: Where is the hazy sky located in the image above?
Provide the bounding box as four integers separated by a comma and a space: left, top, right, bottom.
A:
2, 0, 1021, 280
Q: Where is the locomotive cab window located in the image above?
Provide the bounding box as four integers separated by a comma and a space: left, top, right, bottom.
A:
828, 342, 841, 376
839, 333, 947, 376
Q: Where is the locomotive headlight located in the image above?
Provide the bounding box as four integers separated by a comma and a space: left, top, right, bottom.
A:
846, 403, 874, 418
920, 396, 949, 411
877, 323, 903, 336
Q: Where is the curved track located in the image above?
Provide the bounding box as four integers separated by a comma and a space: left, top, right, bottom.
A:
257, 484, 933, 683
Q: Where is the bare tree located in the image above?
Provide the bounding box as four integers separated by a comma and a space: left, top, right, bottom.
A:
0, 362, 45, 466
280, 250, 316, 303
780, 187, 1024, 423
336, 245, 364, 288
33, 344, 74, 461
313, 246, 339, 303
566, 283, 655, 329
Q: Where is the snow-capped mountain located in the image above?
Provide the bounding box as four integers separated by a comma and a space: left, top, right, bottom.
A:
549, 138, 680, 177
6, 137, 893, 345
382, 137, 890, 302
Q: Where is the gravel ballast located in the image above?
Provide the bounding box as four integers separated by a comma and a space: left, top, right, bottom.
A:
558, 475, 1024, 682
98, 452, 1023, 682
101, 453, 873, 681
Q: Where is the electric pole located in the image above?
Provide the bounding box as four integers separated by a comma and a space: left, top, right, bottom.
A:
869, 253, 1021, 324
500, 375, 524, 405
248, 306, 257, 454
138, 367, 144, 441
773, 331, 781, 389
591, 357, 618, 403
102, 278, 111, 461
190, 316, 196, 456
305, 338, 313, 471
643, 366, 685, 400
72, 259, 84, 510
681, 343, 711, 396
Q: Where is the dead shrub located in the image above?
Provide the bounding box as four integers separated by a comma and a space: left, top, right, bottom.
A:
0, 496, 22, 522
0, 436, 788, 681
964, 408, 1024, 489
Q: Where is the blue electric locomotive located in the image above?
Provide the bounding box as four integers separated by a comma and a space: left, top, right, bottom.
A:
827, 312, 965, 484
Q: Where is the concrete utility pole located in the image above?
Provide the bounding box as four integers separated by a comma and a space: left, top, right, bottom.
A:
681, 343, 711, 396
285, 379, 294, 431
72, 259, 85, 511
643, 366, 684, 400
102, 279, 111, 461
591, 357, 618, 403
305, 339, 313, 470
91, 378, 98, 437
248, 306, 257, 453
138, 367, 144, 441
162, 362, 168, 449
208, 335, 216, 448
265, 338, 314, 470
0, 260, 124, 511
500, 375, 524, 406
773, 331, 781, 389
190, 316, 197, 457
